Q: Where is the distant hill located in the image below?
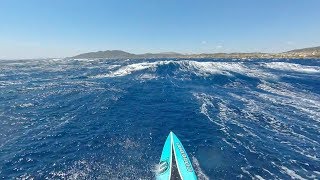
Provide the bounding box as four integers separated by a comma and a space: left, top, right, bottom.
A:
286, 46, 320, 53
72, 50, 135, 59
72, 50, 183, 59
72, 46, 320, 59
139, 52, 182, 58
282, 46, 320, 58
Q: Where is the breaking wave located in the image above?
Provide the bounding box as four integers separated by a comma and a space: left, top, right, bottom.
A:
92, 60, 278, 80
264, 62, 320, 73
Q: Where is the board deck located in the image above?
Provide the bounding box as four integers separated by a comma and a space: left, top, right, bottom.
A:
172, 132, 197, 180
156, 132, 197, 180
156, 133, 173, 180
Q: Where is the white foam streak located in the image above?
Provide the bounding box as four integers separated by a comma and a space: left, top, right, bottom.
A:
255, 175, 265, 180
192, 157, 209, 180
194, 93, 223, 127
179, 61, 276, 79
264, 62, 320, 73
280, 166, 306, 180
257, 82, 320, 123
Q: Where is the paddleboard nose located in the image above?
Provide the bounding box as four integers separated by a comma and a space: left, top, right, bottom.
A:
156, 132, 197, 180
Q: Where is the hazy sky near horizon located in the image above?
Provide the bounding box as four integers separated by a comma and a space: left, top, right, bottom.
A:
1, 0, 320, 59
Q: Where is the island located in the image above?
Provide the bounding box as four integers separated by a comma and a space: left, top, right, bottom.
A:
71, 46, 320, 59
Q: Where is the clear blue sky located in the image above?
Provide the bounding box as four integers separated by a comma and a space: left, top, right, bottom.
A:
1, 0, 320, 59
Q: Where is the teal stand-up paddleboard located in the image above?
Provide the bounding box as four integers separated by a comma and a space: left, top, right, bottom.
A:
156, 132, 197, 180
156, 133, 173, 180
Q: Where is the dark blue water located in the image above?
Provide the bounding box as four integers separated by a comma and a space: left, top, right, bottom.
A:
0, 58, 319, 179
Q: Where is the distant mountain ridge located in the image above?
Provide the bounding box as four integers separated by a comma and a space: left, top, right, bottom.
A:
72, 50, 134, 59
280, 46, 320, 58
72, 46, 320, 59
72, 50, 183, 59
286, 46, 320, 53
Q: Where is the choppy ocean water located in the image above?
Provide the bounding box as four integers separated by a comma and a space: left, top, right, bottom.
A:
0, 58, 319, 179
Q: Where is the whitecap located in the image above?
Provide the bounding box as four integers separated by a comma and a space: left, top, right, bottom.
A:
280, 166, 306, 180
92, 61, 172, 78
178, 61, 276, 79
19, 103, 34, 108
138, 73, 158, 80
264, 62, 320, 73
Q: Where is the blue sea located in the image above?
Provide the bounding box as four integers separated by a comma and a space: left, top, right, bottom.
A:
0, 58, 319, 179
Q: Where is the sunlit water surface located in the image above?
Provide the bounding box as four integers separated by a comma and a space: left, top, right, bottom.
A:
0, 58, 319, 179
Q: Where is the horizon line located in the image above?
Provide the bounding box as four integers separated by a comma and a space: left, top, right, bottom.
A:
1, 45, 319, 60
